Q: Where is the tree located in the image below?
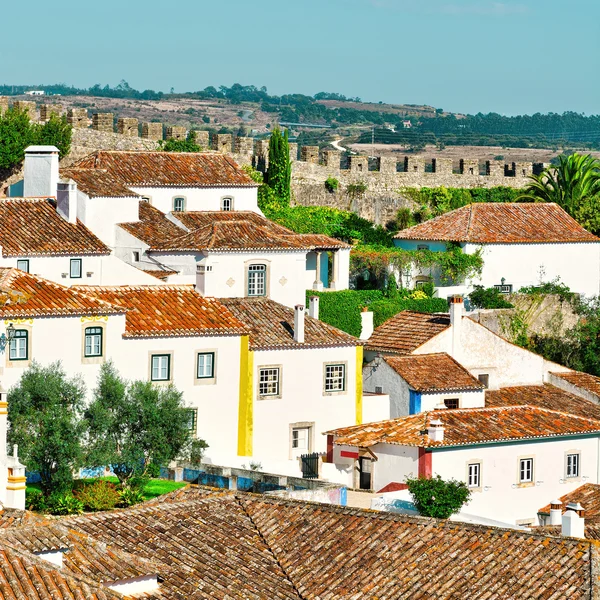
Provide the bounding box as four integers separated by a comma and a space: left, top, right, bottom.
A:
8, 362, 86, 495
406, 475, 471, 519
84, 363, 193, 487
265, 127, 292, 206
0, 107, 36, 171
38, 114, 72, 158
517, 153, 600, 219
160, 130, 202, 152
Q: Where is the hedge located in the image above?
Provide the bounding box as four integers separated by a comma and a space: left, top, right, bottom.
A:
307, 290, 448, 337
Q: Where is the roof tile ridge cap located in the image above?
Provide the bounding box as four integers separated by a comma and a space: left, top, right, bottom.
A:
465, 203, 476, 240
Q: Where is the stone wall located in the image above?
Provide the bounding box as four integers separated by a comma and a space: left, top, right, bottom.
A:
117, 117, 138, 137
67, 108, 88, 128
142, 122, 163, 141
12, 101, 36, 120
165, 126, 186, 141
39, 104, 63, 121
92, 113, 114, 133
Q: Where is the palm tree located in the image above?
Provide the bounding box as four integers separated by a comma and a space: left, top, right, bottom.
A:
518, 153, 600, 216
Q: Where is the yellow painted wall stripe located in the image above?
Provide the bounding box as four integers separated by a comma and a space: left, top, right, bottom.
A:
356, 345, 363, 424
237, 335, 254, 456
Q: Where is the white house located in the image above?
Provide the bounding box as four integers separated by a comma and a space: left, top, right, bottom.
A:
326, 405, 600, 525
394, 202, 600, 297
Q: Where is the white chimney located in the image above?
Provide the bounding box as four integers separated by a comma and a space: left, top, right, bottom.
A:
562, 503, 585, 538
309, 296, 320, 320
449, 295, 464, 359
294, 305, 305, 343
549, 499, 563, 526
56, 179, 78, 224
427, 418, 445, 442
23, 145, 60, 197
360, 307, 374, 340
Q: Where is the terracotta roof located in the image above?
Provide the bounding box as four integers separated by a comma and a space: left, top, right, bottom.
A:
78, 285, 248, 338
538, 484, 600, 520
0, 198, 110, 257
61, 168, 139, 199
327, 405, 600, 448
0, 509, 46, 529
62, 492, 600, 599
365, 310, 451, 355
486, 384, 600, 421
394, 202, 600, 244
551, 371, 600, 399
0, 269, 124, 318
220, 297, 359, 350
383, 353, 484, 392
143, 268, 179, 281
72, 150, 258, 188
120, 207, 349, 252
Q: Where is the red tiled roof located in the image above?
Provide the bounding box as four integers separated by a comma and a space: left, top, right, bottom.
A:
0, 269, 123, 318
221, 297, 359, 350
551, 371, 600, 399
376, 482, 408, 493
118, 202, 185, 248
384, 353, 484, 392
79, 285, 248, 338
394, 203, 600, 244
72, 150, 258, 188
365, 310, 450, 355
486, 384, 600, 421
538, 484, 600, 520
327, 405, 600, 448
61, 168, 139, 199
0, 198, 110, 257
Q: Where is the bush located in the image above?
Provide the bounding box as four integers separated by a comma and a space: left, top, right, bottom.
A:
406, 475, 471, 519
468, 286, 514, 309
518, 278, 576, 303
119, 487, 145, 507
185, 438, 209, 466
26, 489, 47, 512
74, 480, 122, 511
46, 491, 84, 515
369, 297, 448, 329
347, 181, 367, 198
324, 177, 339, 193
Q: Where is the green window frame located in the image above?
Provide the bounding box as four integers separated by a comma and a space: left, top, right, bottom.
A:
70, 258, 82, 279
247, 264, 266, 297
197, 352, 215, 379
9, 330, 28, 361
151, 354, 171, 381
173, 197, 185, 212
186, 408, 198, 433
84, 327, 103, 357
16, 259, 29, 273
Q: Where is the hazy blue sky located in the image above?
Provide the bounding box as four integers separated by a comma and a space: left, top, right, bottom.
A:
2, 0, 598, 115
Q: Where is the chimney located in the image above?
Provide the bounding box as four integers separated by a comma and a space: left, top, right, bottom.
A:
427, 418, 445, 442
294, 305, 305, 343
449, 295, 464, 359
23, 145, 60, 197
549, 499, 563, 526
309, 296, 320, 320
562, 502, 585, 538
56, 179, 78, 224
360, 307, 374, 340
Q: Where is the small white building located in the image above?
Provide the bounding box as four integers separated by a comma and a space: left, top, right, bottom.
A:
326, 405, 600, 525
394, 202, 600, 298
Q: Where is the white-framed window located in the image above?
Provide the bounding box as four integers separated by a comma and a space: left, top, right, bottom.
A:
519, 458, 534, 483
197, 352, 215, 379
467, 463, 480, 488
259, 367, 280, 397
84, 327, 103, 357
70, 258, 82, 279
9, 330, 28, 361
16, 259, 29, 273
221, 197, 233, 211
566, 453, 580, 478
247, 264, 266, 297
292, 427, 310, 451
151, 354, 171, 381
173, 197, 185, 212
325, 364, 346, 392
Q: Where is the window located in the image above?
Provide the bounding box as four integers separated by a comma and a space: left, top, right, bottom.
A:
132, 251, 140, 262
197, 352, 215, 379
16, 259, 29, 273
70, 259, 82, 279
325, 364, 346, 392
141, 196, 151, 203
417, 244, 430, 251
375, 386, 383, 394
478, 374, 489, 388
84, 327, 103, 357
444, 398, 459, 409
566, 453, 580, 478
519, 458, 534, 483
9, 330, 28, 361
494, 283, 513, 294
292, 427, 310, 451
259, 367, 280, 396
151, 354, 171, 381
186, 408, 198, 434
221, 197, 233, 211
467, 463, 480, 488
173, 197, 185, 212
247, 264, 266, 297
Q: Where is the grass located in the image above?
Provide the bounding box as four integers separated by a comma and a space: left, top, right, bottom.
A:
26, 477, 187, 501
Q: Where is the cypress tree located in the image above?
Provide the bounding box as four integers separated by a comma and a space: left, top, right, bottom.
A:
266, 127, 291, 206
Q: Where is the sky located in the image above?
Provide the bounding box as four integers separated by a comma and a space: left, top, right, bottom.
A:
1, 0, 598, 116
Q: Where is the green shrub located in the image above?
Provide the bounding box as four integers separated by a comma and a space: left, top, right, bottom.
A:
26, 489, 47, 512
419, 281, 435, 297
74, 480, 121, 511
468, 286, 514, 309
518, 278, 576, 303
347, 181, 367, 198
406, 475, 471, 519
370, 297, 448, 328
119, 487, 145, 507
47, 491, 84, 515
324, 177, 339, 193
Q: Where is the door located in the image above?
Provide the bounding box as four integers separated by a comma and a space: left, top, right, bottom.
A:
359, 457, 372, 490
